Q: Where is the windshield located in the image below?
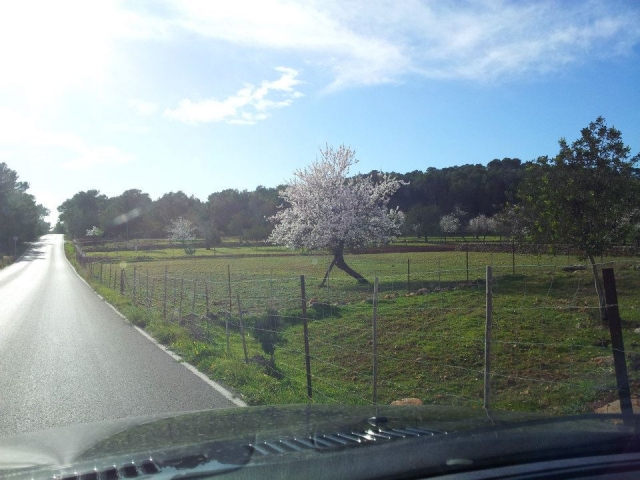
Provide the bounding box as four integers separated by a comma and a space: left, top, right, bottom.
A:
1, 1, 640, 478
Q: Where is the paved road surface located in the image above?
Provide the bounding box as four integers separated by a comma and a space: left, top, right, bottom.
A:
0, 234, 242, 437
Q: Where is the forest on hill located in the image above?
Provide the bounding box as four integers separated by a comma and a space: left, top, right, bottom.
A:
55, 157, 525, 243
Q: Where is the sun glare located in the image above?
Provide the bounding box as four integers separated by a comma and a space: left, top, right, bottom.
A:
0, 1, 118, 103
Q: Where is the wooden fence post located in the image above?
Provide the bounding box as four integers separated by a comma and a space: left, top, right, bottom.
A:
178, 276, 184, 322
149, 277, 154, 312
226, 265, 231, 355
466, 244, 469, 282
192, 279, 197, 315
300, 275, 312, 400
372, 276, 379, 405
237, 294, 248, 364
120, 269, 125, 295
602, 268, 633, 420
484, 265, 493, 409
133, 266, 137, 304
269, 269, 274, 312
204, 279, 210, 316
163, 266, 168, 320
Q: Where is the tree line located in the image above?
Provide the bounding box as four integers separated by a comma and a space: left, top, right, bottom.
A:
0, 163, 50, 255
4, 116, 633, 325
55, 186, 281, 246
55, 157, 526, 244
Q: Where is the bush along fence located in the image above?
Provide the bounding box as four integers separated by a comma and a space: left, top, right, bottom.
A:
79, 253, 640, 413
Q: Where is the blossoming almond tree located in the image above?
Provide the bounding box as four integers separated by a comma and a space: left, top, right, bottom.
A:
168, 216, 197, 255
269, 144, 405, 286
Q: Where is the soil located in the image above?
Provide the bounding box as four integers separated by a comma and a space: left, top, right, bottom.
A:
594, 397, 640, 414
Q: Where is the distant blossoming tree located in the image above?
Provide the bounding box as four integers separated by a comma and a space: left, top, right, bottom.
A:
168, 216, 197, 256
439, 213, 460, 241
85, 226, 103, 238
468, 214, 496, 241
268, 144, 405, 286
85, 225, 103, 245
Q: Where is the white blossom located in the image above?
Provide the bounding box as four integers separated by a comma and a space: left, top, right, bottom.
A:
268, 144, 405, 284
269, 145, 404, 251
439, 214, 460, 235
167, 216, 196, 242
85, 226, 103, 237
468, 214, 496, 238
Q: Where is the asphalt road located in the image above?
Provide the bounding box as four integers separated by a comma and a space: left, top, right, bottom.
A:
0, 234, 242, 437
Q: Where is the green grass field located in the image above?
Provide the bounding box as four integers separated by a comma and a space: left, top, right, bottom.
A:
72, 241, 640, 414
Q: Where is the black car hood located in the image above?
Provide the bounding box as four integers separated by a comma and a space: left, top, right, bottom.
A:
0, 405, 636, 480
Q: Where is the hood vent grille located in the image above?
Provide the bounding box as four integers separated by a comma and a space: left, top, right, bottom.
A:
53, 459, 159, 480
245, 426, 444, 457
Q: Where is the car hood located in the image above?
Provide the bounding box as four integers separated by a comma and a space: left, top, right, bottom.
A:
0, 405, 636, 479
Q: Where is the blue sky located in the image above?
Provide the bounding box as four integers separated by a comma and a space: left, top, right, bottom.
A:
1, 0, 639, 224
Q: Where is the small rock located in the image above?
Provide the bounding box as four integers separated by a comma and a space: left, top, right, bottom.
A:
391, 398, 423, 406
563, 265, 586, 272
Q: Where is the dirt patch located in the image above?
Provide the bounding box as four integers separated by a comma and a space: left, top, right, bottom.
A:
594, 397, 640, 414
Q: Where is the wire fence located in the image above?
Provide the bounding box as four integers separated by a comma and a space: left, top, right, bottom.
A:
76, 243, 640, 413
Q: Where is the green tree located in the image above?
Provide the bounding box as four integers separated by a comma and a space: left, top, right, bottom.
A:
404, 204, 440, 241
57, 190, 107, 238
101, 189, 152, 239
0, 163, 49, 253
517, 117, 640, 320
147, 191, 202, 238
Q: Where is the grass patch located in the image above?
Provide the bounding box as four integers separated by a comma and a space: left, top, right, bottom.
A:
67, 240, 640, 414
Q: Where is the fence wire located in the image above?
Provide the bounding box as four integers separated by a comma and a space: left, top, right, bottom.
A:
80, 251, 640, 413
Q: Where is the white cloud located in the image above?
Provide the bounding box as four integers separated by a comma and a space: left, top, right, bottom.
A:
158, 0, 640, 88
1, 0, 638, 108
163, 67, 303, 125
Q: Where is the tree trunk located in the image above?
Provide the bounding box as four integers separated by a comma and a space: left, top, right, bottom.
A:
588, 254, 607, 322
319, 242, 369, 287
